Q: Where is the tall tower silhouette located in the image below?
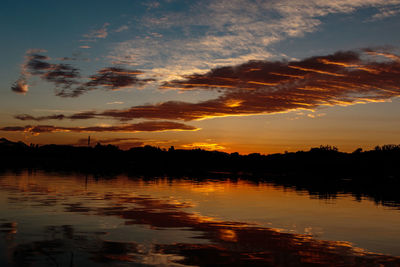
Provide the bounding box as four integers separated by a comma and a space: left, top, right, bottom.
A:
88, 136, 91, 147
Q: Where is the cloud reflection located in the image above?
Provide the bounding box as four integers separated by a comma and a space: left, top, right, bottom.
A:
0, 174, 399, 266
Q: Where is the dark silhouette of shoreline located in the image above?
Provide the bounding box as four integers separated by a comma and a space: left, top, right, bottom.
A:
1, 137, 399, 207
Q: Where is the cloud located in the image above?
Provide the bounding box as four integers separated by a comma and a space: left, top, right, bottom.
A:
307, 113, 326, 119
14, 114, 66, 121
370, 5, 400, 21
12, 49, 400, 122
0, 121, 198, 135
181, 142, 226, 150
110, 0, 400, 82
82, 23, 110, 41
56, 67, 155, 97
11, 79, 28, 94
364, 48, 400, 61
115, 25, 129, 33
11, 50, 80, 94
24, 53, 52, 75
86, 67, 151, 89
42, 49, 398, 122
42, 63, 80, 90
25, 48, 47, 54
11, 50, 153, 97
79, 45, 91, 49
142, 1, 160, 10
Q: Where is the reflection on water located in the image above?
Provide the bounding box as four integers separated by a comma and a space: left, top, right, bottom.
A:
0, 171, 399, 266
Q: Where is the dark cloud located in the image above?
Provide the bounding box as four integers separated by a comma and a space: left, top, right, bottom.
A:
11, 50, 153, 97
43, 64, 80, 90
160, 51, 362, 90
14, 114, 66, 121
58, 57, 73, 61
60, 49, 400, 121
0, 121, 198, 135
69, 111, 99, 120
13, 51, 79, 93
54, 66, 154, 97
25, 53, 52, 75
13, 49, 400, 120
87, 67, 150, 88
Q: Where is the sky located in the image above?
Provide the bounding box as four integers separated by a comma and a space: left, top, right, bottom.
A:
1, 0, 400, 154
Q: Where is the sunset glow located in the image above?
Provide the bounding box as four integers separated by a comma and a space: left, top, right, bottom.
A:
1, 0, 400, 154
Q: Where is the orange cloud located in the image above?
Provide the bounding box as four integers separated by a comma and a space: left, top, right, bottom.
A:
364, 49, 400, 62
11, 79, 29, 94
14, 49, 400, 122
181, 142, 226, 150
288, 65, 346, 77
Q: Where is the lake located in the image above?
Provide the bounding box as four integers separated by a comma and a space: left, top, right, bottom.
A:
0, 171, 399, 266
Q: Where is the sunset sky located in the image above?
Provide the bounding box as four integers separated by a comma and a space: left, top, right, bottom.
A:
1, 0, 400, 154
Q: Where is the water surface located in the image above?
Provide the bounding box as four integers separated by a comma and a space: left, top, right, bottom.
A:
0, 171, 399, 266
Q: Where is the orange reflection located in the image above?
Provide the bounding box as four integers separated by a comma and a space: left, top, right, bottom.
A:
0, 172, 399, 266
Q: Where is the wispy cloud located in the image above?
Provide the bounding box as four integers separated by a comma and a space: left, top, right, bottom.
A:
0, 121, 198, 135
307, 113, 326, 119
142, 1, 160, 10
369, 5, 400, 21
115, 25, 129, 33
109, 0, 400, 81
82, 22, 110, 41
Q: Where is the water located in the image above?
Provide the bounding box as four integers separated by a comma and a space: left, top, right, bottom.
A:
0, 171, 399, 266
